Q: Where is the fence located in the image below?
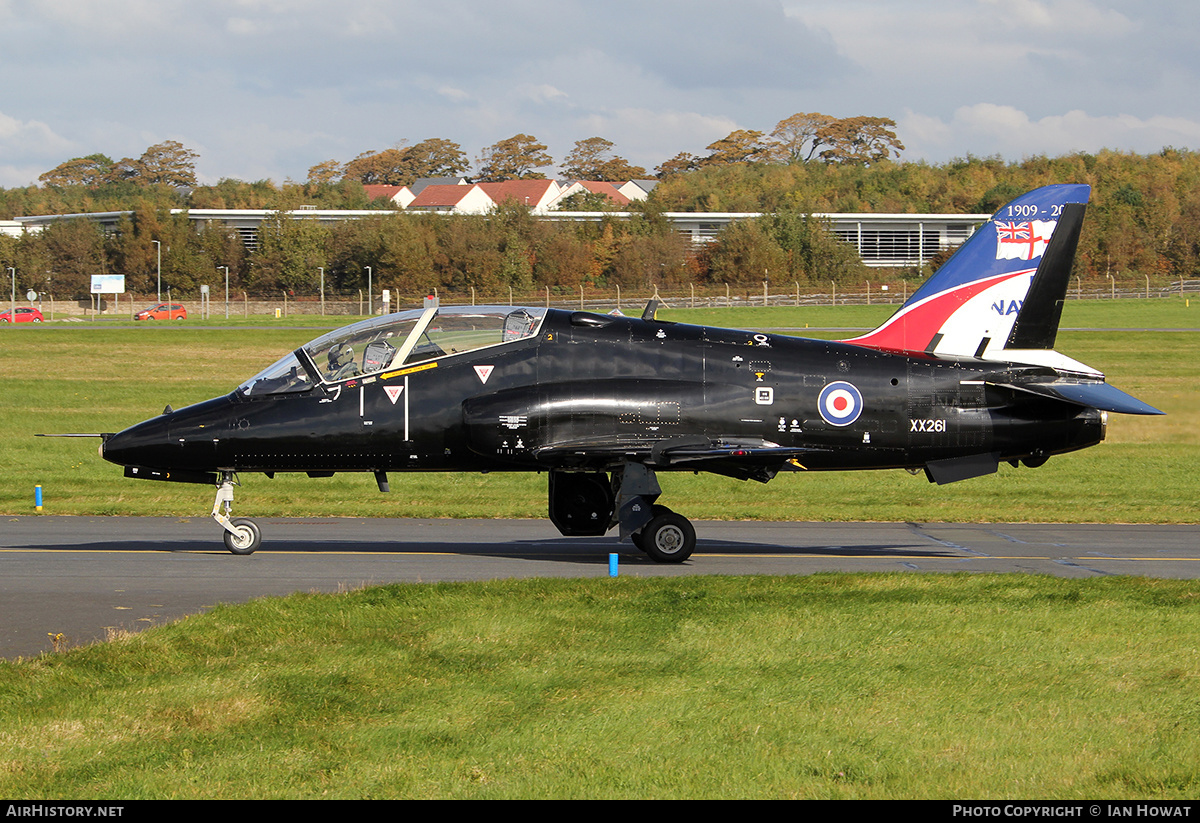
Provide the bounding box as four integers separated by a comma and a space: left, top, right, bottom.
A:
20, 279, 1200, 320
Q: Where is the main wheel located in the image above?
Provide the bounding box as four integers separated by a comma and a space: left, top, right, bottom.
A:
631, 505, 672, 553
222, 517, 261, 555
637, 511, 696, 563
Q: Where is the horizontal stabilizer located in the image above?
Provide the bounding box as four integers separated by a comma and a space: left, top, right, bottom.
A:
989, 379, 1164, 415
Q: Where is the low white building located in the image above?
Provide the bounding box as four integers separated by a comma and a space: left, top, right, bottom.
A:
13, 207, 989, 266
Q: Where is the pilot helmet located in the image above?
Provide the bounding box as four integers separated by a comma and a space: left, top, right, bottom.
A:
328, 343, 354, 368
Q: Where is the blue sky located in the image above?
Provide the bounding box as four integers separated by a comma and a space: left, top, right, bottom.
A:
1, 0, 1196, 188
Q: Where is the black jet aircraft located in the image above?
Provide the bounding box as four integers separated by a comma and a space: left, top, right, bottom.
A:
96, 184, 1161, 561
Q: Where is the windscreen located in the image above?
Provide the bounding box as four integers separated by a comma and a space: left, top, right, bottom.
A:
237, 306, 545, 395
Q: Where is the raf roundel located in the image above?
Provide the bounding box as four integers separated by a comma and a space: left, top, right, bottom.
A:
817, 381, 864, 427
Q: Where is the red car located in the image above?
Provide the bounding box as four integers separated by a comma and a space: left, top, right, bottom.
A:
0, 306, 44, 323
135, 303, 187, 321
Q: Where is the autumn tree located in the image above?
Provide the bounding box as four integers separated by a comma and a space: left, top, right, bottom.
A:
770, 113, 836, 163
814, 117, 905, 165
136, 140, 200, 186
38, 141, 199, 189
251, 213, 330, 293
36, 218, 108, 297
760, 210, 865, 284
700, 129, 775, 167
561, 137, 647, 181
610, 231, 693, 289
190, 178, 280, 209
476, 134, 553, 182
106, 156, 145, 185
306, 159, 344, 186
342, 138, 469, 186
529, 227, 593, 290
655, 151, 700, 178
38, 154, 116, 187
403, 137, 470, 180
700, 219, 785, 287
107, 207, 165, 294
343, 148, 412, 185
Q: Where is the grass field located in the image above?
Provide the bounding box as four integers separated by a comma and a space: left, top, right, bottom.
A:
2, 573, 1200, 799
1, 299, 1196, 523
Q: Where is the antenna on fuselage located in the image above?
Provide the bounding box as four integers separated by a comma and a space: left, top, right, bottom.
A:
641, 299, 660, 321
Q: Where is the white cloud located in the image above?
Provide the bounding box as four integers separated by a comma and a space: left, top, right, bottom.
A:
436, 86, 473, 103
901, 104, 1200, 159
1, 1, 1199, 188
522, 84, 568, 104
0, 111, 75, 185
570, 108, 741, 170
977, 0, 1134, 36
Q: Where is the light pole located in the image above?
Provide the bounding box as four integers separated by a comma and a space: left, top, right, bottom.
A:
7, 267, 14, 320
318, 267, 325, 316
364, 266, 372, 316
152, 240, 162, 302
219, 266, 229, 319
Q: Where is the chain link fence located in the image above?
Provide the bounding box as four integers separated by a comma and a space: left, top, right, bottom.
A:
21, 279, 1200, 320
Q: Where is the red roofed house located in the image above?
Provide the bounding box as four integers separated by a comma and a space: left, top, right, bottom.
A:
548, 180, 633, 210
362, 184, 415, 208
476, 179, 562, 214
405, 183, 495, 214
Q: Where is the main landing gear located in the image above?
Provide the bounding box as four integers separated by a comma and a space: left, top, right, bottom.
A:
548, 463, 698, 563
212, 472, 262, 555
631, 505, 697, 563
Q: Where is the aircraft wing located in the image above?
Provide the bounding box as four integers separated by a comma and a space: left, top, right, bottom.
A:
533, 435, 830, 481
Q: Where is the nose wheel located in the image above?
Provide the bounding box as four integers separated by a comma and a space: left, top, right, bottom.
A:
212, 473, 262, 555
222, 517, 262, 555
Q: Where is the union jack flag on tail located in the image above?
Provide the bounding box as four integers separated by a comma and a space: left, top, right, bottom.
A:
995, 219, 1056, 261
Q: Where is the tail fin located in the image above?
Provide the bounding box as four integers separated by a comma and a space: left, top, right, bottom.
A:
842, 184, 1092, 360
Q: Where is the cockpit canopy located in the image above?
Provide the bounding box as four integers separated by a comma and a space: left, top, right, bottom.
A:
238, 305, 546, 396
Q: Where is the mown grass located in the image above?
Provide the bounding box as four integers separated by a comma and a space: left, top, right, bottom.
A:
2, 300, 1196, 522
2, 573, 1199, 799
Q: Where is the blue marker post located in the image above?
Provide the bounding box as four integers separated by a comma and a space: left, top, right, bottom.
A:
608, 552, 619, 577
34, 484, 43, 513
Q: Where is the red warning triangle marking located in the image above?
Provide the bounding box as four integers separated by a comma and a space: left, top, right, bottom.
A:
474, 365, 494, 384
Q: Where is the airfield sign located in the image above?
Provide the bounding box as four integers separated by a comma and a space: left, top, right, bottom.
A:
90, 275, 126, 294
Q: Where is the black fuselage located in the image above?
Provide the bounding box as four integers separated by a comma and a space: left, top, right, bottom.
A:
102, 309, 1104, 480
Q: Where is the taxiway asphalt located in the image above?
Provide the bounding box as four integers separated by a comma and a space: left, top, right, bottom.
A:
3, 516, 1198, 659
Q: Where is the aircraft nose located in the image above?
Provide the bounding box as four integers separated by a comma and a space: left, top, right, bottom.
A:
101, 414, 173, 468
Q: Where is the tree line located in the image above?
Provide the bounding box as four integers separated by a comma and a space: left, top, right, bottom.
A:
4, 116, 1200, 301
0, 198, 863, 302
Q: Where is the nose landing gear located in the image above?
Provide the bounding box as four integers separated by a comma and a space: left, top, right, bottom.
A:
212, 472, 262, 555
